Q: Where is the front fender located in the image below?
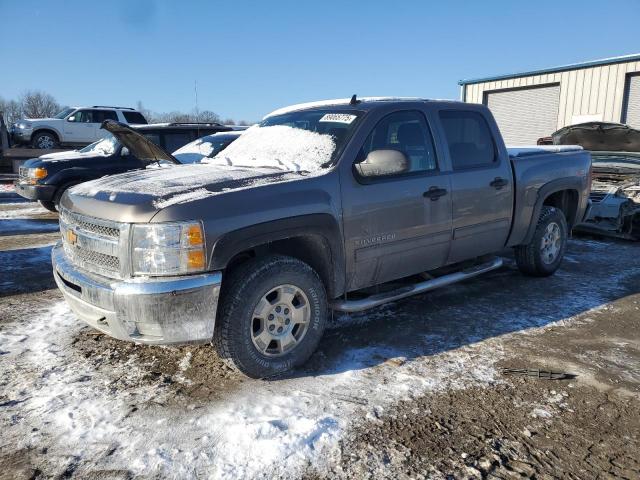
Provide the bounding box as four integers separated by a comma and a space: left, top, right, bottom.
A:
211, 213, 345, 296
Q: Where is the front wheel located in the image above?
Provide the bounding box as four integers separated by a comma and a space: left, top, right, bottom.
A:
31, 131, 58, 149
514, 206, 568, 277
214, 254, 328, 378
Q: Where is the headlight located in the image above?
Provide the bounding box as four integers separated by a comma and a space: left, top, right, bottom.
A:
25, 167, 47, 184
17, 122, 32, 129
131, 221, 206, 276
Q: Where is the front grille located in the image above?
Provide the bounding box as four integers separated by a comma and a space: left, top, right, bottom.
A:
589, 191, 608, 203
60, 208, 125, 278
18, 167, 29, 181
68, 246, 120, 272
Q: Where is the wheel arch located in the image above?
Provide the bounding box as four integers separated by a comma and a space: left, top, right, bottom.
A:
211, 214, 345, 298
522, 179, 583, 244
32, 127, 61, 143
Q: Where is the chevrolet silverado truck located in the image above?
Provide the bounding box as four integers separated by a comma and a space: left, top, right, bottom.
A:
52, 98, 591, 378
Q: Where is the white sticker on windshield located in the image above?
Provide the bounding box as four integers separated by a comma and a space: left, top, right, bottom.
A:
319, 113, 357, 124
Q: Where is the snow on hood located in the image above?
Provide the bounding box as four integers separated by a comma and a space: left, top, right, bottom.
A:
69, 163, 301, 209
202, 125, 335, 172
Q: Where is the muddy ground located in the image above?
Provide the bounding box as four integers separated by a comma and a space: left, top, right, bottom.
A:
1, 199, 639, 479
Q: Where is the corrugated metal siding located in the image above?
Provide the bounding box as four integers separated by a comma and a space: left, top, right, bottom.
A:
623, 74, 640, 128
464, 60, 640, 132
486, 85, 560, 145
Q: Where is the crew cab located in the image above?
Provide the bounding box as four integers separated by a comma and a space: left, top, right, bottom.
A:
11, 105, 148, 149
52, 98, 591, 378
15, 122, 236, 211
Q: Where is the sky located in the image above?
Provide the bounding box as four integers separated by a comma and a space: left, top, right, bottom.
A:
1, 0, 639, 122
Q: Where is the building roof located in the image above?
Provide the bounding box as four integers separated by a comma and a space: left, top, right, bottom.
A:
459, 53, 640, 86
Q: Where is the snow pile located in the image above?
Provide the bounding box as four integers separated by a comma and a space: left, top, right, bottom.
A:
204, 125, 336, 172
0, 202, 52, 219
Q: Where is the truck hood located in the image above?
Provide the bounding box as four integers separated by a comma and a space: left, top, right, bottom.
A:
101, 120, 179, 164
552, 122, 640, 152
64, 163, 305, 222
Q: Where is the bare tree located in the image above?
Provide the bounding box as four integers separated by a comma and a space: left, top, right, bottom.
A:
198, 110, 221, 123
0, 98, 24, 125
223, 118, 236, 125
238, 120, 250, 126
19, 90, 60, 118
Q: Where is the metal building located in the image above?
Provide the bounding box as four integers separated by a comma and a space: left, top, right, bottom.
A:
459, 53, 640, 145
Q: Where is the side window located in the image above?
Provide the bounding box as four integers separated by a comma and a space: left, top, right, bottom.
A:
162, 132, 193, 153
355, 111, 437, 178
69, 110, 94, 123
438, 110, 496, 169
123, 111, 148, 124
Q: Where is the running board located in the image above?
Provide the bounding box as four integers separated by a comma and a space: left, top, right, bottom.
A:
331, 257, 503, 313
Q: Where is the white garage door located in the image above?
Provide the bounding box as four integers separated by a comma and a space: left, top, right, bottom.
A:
485, 84, 560, 145
623, 74, 640, 129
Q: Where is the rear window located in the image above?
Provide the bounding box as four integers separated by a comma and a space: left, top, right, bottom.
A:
162, 132, 193, 152
439, 110, 496, 169
123, 111, 148, 124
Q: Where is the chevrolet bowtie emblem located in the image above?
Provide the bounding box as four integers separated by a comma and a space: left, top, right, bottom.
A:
67, 229, 78, 245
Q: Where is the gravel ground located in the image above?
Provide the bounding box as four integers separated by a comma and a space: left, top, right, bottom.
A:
0, 200, 638, 479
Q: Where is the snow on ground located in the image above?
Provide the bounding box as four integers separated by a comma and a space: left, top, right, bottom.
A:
0, 295, 621, 477
0, 202, 52, 219
1, 238, 639, 477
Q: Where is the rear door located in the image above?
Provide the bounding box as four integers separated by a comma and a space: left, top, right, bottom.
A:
435, 108, 513, 263
341, 109, 452, 290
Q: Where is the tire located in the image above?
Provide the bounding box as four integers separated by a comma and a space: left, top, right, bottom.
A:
31, 131, 59, 149
214, 254, 328, 378
39, 200, 57, 212
515, 206, 568, 277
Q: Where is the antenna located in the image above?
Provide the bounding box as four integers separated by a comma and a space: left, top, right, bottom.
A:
194, 80, 200, 138
350, 94, 360, 105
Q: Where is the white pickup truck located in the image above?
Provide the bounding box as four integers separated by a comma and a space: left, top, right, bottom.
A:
11, 105, 148, 149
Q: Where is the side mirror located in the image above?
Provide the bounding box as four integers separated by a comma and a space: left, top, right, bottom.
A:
67, 116, 75, 122
356, 149, 410, 178
121, 147, 130, 156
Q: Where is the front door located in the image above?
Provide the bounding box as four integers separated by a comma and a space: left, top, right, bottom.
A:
341, 110, 452, 291
64, 109, 98, 143
437, 109, 513, 263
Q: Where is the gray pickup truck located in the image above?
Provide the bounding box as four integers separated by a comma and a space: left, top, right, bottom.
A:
53, 98, 591, 378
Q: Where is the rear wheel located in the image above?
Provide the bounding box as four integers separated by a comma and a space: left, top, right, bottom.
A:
32, 131, 59, 149
214, 254, 328, 378
38, 200, 57, 212
515, 206, 568, 277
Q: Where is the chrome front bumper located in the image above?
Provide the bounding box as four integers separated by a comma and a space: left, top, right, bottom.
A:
52, 243, 222, 345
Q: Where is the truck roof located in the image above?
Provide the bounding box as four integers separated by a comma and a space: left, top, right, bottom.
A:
263, 97, 463, 119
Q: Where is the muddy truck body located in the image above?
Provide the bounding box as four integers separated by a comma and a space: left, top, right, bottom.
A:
53, 98, 591, 377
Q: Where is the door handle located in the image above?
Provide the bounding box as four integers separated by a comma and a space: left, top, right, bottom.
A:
423, 186, 448, 200
490, 177, 509, 189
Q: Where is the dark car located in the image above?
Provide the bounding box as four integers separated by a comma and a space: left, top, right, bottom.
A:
15, 122, 234, 211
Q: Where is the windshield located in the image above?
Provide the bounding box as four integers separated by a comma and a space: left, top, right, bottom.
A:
203, 109, 362, 172
78, 134, 120, 156
173, 134, 240, 164
54, 107, 75, 119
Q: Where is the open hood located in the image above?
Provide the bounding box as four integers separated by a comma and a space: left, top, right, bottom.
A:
101, 120, 179, 164
552, 122, 640, 153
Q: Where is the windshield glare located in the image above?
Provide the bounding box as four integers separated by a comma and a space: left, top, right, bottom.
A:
205, 110, 362, 172
173, 135, 239, 164
79, 134, 119, 156
54, 108, 75, 119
